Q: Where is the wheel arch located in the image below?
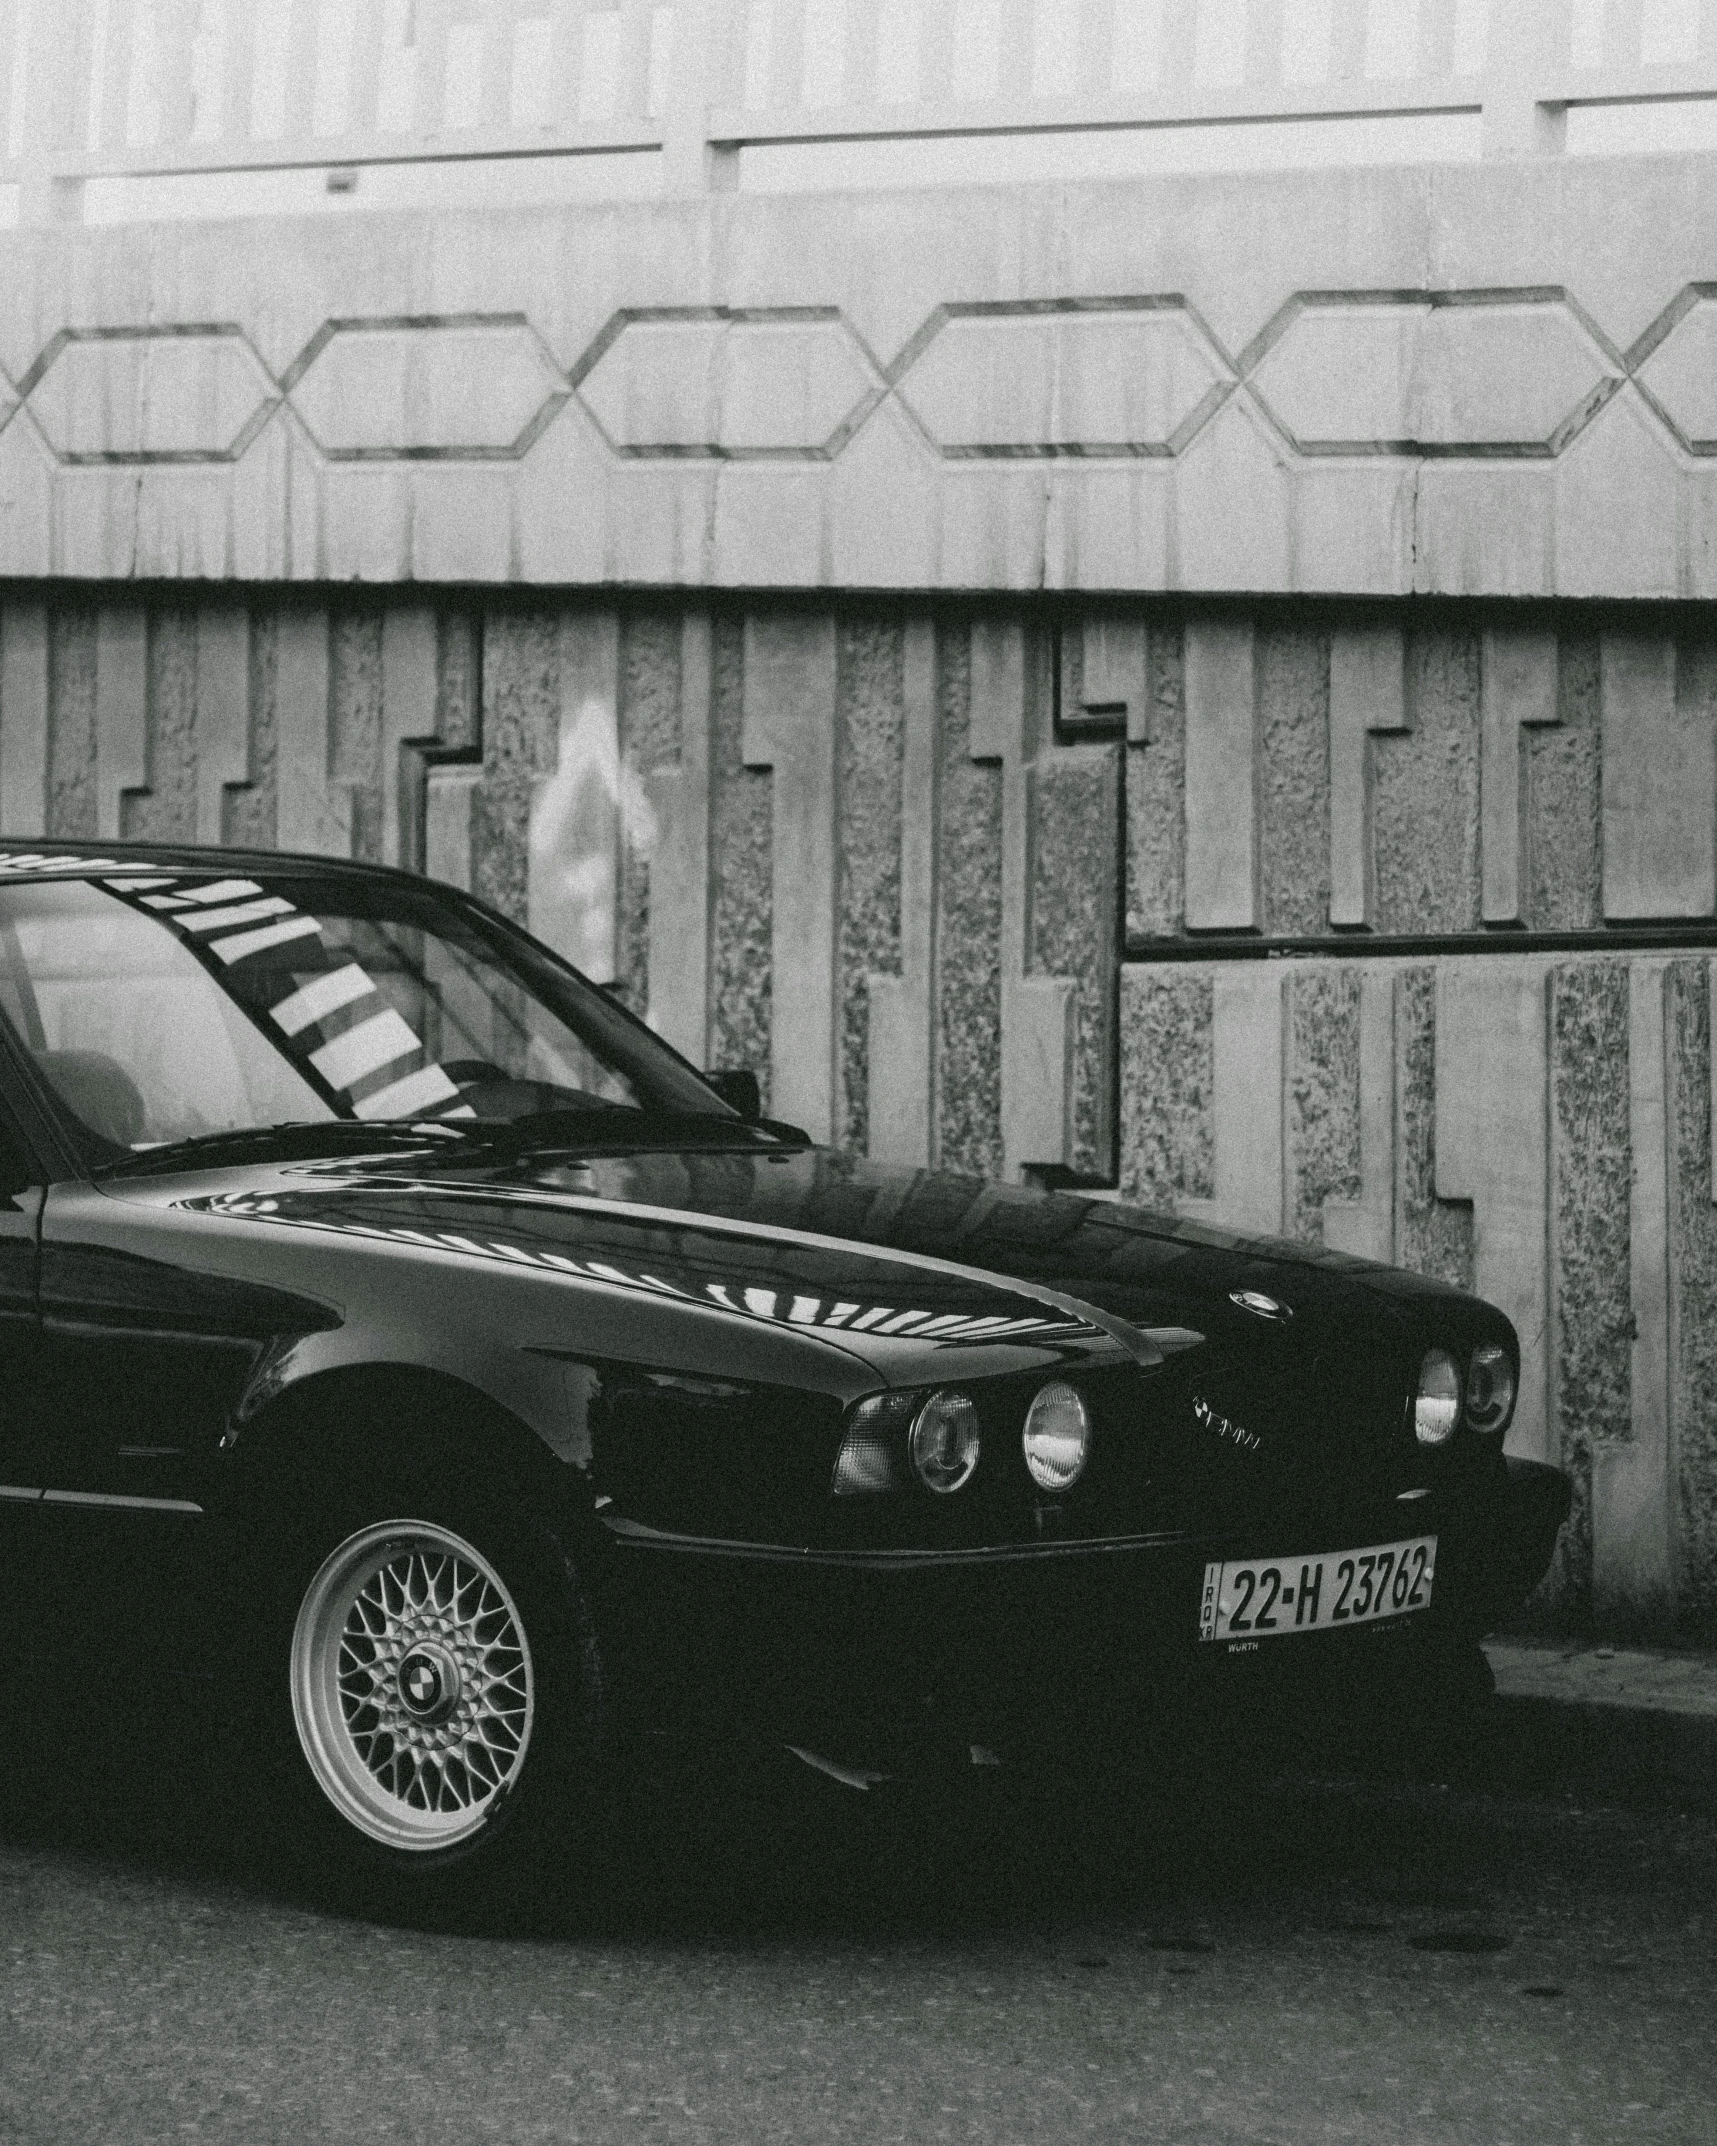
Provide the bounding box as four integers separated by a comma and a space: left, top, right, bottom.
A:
210, 1359, 596, 1555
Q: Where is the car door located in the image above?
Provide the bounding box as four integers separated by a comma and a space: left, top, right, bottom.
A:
0, 1103, 43, 1502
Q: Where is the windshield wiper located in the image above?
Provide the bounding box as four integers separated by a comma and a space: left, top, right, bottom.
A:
101, 1119, 480, 1177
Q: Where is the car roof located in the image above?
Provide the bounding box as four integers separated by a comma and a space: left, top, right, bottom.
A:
0, 837, 425, 888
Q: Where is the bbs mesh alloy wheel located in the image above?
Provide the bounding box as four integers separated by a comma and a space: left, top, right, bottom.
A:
290, 1520, 537, 1852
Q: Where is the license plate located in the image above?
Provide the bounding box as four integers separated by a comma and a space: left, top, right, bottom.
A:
1198, 1535, 1436, 1643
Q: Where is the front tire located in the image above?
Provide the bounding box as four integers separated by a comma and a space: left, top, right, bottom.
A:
254, 1481, 607, 1921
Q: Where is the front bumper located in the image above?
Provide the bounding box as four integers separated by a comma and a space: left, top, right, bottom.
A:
595, 1458, 1571, 1752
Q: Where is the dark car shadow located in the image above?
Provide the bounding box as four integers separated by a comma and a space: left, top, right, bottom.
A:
0, 1624, 1511, 1948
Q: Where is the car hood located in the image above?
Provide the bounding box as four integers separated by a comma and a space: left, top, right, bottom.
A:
141, 1138, 1486, 1384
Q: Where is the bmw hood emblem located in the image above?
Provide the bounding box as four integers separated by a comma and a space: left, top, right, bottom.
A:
1230, 1288, 1291, 1322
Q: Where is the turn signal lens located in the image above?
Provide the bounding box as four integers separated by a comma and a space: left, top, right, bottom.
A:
831, 1393, 908, 1495
1022, 1380, 1091, 1491
909, 1389, 982, 1494
1414, 1348, 1462, 1447
1464, 1343, 1516, 1435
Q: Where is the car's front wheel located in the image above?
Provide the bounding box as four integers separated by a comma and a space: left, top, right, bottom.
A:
253, 1482, 607, 1919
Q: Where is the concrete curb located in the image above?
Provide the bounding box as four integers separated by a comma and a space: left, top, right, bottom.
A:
1485, 1639, 1717, 1807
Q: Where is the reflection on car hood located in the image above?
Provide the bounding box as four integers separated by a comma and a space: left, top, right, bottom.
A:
161, 1141, 1475, 1373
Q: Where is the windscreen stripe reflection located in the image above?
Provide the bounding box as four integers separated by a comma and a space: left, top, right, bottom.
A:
271, 962, 375, 1037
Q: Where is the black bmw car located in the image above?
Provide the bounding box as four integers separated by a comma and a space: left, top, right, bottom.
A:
0, 841, 1568, 1906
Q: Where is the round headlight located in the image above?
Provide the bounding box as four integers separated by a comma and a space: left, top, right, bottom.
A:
909, 1389, 981, 1493
1464, 1343, 1516, 1434
1414, 1348, 1462, 1447
1022, 1380, 1091, 1491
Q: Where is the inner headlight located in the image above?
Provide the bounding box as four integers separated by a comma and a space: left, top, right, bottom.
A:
1414, 1348, 1461, 1447
910, 1389, 982, 1493
1464, 1343, 1516, 1434
1022, 1380, 1091, 1491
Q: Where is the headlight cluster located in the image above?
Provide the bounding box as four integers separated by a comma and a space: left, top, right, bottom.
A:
832, 1379, 1092, 1497
1413, 1343, 1516, 1447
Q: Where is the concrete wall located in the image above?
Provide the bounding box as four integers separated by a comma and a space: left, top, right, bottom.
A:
7, 153, 1717, 597
1, 587, 1712, 1638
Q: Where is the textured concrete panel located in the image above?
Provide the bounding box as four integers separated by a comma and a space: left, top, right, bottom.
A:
614, 609, 684, 1016
898, 305, 1231, 455
934, 622, 1002, 1180
94, 606, 147, 842
867, 618, 935, 1169
1552, 960, 1633, 1626
1125, 626, 1184, 942
27, 329, 277, 462
473, 608, 561, 924
529, 613, 621, 981
1258, 628, 1330, 938
290, 320, 566, 458
1395, 965, 1473, 1291
1671, 961, 1717, 1636
707, 615, 772, 1096
1031, 742, 1120, 1179
1286, 965, 1361, 1245
1119, 966, 1214, 1210
1526, 635, 1602, 933
1372, 633, 1481, 936
835, 617, 903, 1155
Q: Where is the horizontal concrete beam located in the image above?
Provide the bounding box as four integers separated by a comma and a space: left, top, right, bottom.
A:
7, 154, 1717, 594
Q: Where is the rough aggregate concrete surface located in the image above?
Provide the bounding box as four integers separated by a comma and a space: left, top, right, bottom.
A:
2, 1742, 1715, 2146
1551, 961, 1633, 1627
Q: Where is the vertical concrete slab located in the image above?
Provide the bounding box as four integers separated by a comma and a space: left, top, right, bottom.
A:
1480, 626, 1560, 925
1327, 627, 1408, 929
970, 618, 1075, 1178
0, 601, 49, 837
868, 615, 937, 1168
646, 610, 713, 1066
275, 610, 352, 857
378, 605, 440, 868
425, 764, 480, 892
1594, 958, 1677, 1625
1601, 634, 1717, 920
1177, 964, 1285, 1236
94, 605, 148, 841
1434, 959, 1551, 1464
1323, 962, 1397, 1262
529, 612, 621, 981
1183, 618, 1258, 931
743, 612, 839, 1145
1073, 616, 1149, 740
193, 604, 252, 846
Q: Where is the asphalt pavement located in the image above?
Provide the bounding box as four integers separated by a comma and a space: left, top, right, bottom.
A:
2, 1648, 1715, 2146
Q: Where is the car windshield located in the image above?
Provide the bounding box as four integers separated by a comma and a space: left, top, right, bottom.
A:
0, 868, 733, 1160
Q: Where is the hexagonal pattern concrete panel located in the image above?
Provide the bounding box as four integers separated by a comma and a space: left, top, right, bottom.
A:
1249, 299, 1621, 455
25, 329, 278, 463
287, 317, 568, 459
1635, 294, 1717, 452
896, 304, 1233, 457
578, 311, 882, 458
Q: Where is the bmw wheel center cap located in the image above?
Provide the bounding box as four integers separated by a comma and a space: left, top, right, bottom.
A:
397, 1644, 460, 1724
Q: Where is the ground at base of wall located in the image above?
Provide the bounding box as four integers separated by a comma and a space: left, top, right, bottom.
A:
1485, 1639, 1717, 1811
